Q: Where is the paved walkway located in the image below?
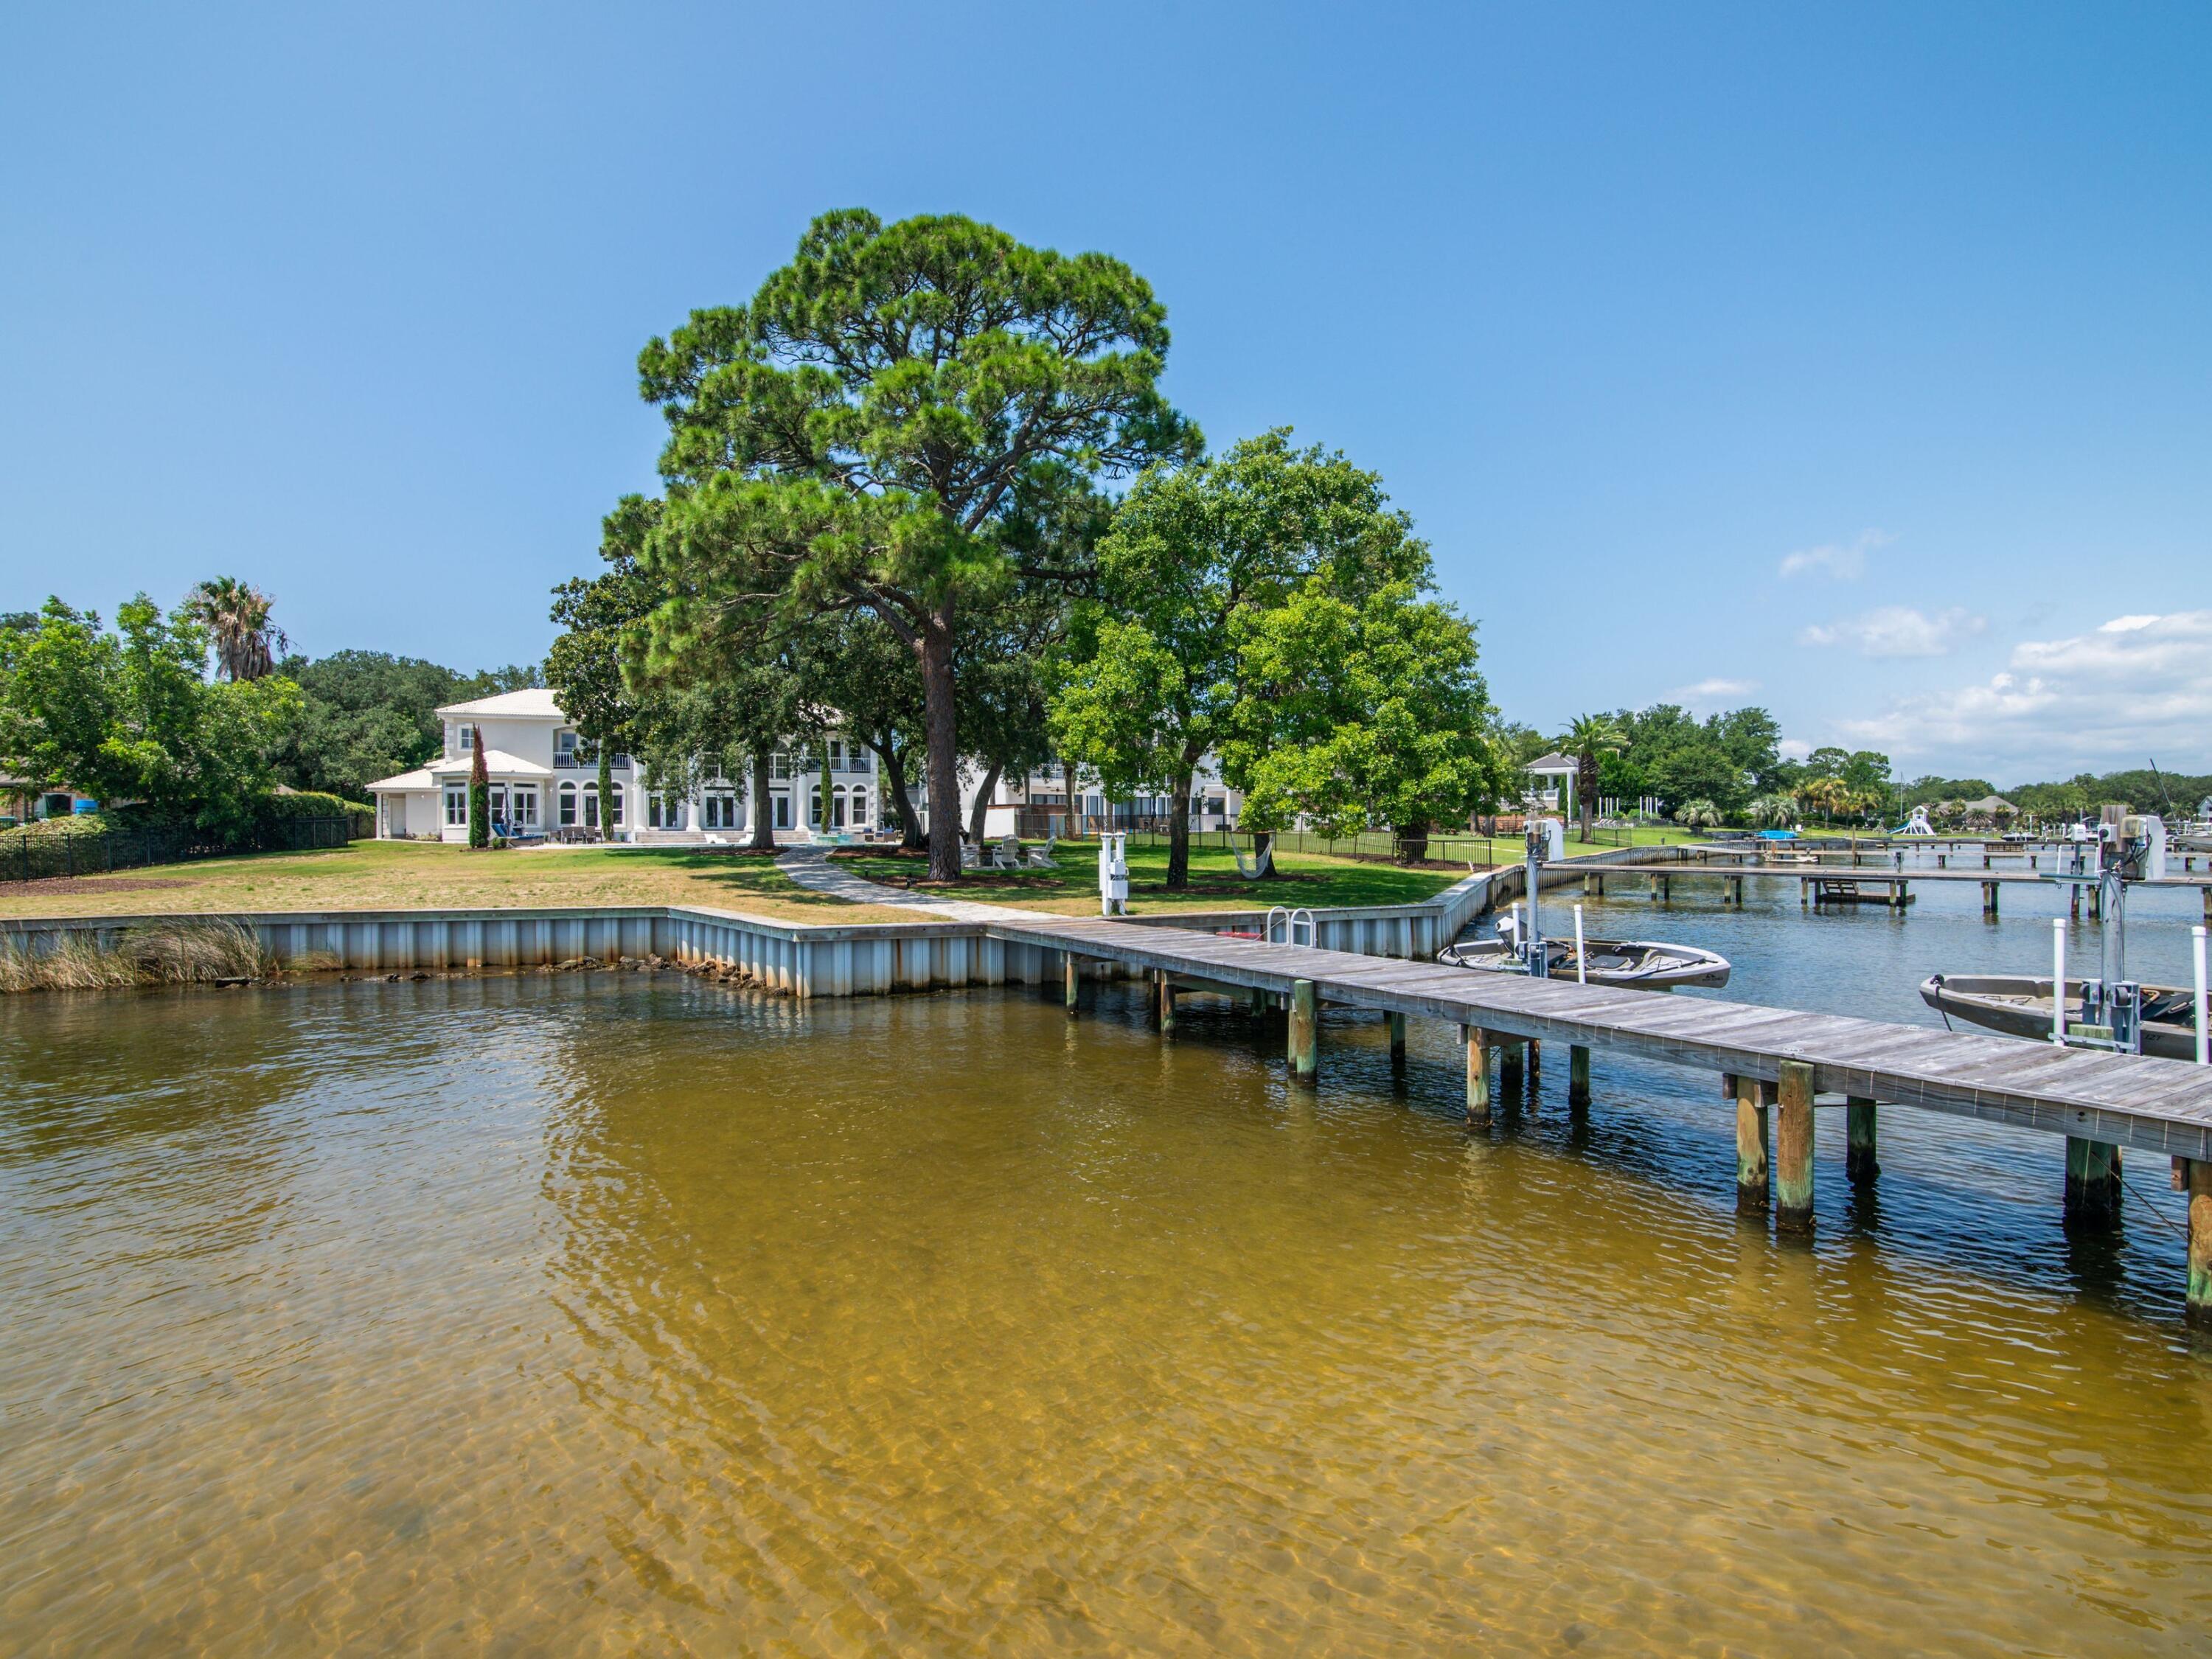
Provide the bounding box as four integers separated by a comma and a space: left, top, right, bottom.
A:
774, 846, 1057, 922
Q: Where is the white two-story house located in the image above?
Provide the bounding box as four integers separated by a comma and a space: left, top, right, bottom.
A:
367, 689, 880, 843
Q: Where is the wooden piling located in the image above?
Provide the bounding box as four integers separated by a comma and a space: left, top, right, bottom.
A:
1500, 1038, 1525, 1094
1775, 1060, 1815, 1234
1388, 1010, 1407, 1064
2070, 886, 2082, 920
1288, 978, 1317, 1083
2187, 1158, 2212, 1326
1569, 1043, 1591, 1107
1064, 953, 1079, 1014
1736, 1074, 1773, 1213
1982, 880, 1999, 919
1527, 1037, 1542, 1078
1466, 1026, 1491, 1128
2064, 1136, 2122, 1225
1846, 1097, 1879, 1183
1158, 971, 1176, 1036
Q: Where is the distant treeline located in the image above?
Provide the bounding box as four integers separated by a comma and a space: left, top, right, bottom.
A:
1900, 768, 2212, 819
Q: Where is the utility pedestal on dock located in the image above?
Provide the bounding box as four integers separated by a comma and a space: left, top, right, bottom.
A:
1569, 1043, 1591, 1108
1465, 1026, 1491, 1128
1736, 1075, 1775, 1214
2064, 1138, 2122, 1226
1287, 979, 1317, 1083
1846, 1098, 1879, 1183
1775, 1061, 1816, 1234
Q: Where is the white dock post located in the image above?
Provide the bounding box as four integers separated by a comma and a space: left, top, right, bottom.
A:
2051, 919, 2067, 1045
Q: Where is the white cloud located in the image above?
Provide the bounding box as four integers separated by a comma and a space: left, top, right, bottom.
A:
1835, 611, 2212, 774
1672, 676, 1759, 703
1778, 528, 1891, 581
1800, 605, 1986, 658
1777, 738, 1812, 762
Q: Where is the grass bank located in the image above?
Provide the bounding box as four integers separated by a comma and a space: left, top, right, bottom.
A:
835, 842, 1466, 914
0, 840, 914, 925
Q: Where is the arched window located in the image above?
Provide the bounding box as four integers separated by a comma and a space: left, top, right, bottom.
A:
607, 782, 625, 827
848, 786, 869, 827
558, 782, 578, 827
808, 785, 823, 827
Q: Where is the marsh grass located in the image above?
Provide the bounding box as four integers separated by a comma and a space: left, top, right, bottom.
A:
0, 919, 279, 994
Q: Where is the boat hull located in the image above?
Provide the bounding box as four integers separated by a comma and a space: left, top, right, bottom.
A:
1441, 937, 1732, 991
1918, 974, 2200, 1060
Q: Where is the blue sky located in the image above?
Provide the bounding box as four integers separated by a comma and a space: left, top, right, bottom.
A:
4, 2, 2207, 783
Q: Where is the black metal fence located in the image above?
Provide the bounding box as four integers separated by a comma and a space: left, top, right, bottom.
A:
1, 815, 354, 884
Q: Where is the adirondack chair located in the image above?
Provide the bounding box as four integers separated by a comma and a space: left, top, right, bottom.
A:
995, 835, 1023, 869
1024, 837, 1058, 869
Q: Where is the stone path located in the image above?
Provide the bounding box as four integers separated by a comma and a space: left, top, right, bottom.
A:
774, 846, 1059, 922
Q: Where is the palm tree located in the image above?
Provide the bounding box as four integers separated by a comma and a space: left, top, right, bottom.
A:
1800, 776, 1851, 828
184, 577, 287, 681
1672, 798, 1722, 830
1561, 713, 1626, 841
1747, 793, 1798, 829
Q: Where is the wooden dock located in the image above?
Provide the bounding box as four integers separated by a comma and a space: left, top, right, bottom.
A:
988, 914, 2212, 1317
1562, 858, 2212, 920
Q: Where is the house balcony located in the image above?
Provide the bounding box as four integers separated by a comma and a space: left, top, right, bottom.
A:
553, 753, 631, 771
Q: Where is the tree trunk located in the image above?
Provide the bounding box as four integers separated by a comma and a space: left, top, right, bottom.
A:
1063, 759, 1082, 840
967, 758, 1004, 851
1395, 821, 1430, 864
867, 734, 926, 850
1166, 745, 1203, 889
920, 614, 963, 882
747, 749, 776, 851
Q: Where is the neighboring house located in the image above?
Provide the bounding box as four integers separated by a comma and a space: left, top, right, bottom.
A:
1522, 751, 1578, 815
366, 688, 882, 844
1, 776, 98, 824
979, 757, 1245, 838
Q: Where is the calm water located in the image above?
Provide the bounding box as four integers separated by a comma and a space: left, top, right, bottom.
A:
4, 884, 2211, 1654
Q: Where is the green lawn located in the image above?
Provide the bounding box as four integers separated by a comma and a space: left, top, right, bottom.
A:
832, 841, 1467, 914
0, 839, 916, 924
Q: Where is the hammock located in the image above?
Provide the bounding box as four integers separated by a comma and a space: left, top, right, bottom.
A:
1234, 839, 1274, 880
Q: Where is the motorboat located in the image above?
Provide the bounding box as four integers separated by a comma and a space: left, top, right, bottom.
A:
1439, 931, 1731, 991
1920, 973, 2201, 1061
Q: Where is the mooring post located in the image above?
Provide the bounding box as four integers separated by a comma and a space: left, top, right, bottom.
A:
1775, 1061, 1816, 1234
1465, 1026, 1491, 1127
1249, 984, 1267, 1017
1569, 1043, 1591, 1108
1527, 1037, 1542, 1079
1158, 971, 1176, 1036
1736, 1074, 1774, 1213
1846, 1097, 1879, 1183
1895, 880, 1910, 911
1500, 1038, 1525, 1095
1388, 1010, 1407, 1065
2070, 886, 2082, 921
2185, 1158, 2212, 1326
1937, 852, 1947, 869
2090, 884, 2103, 920
1288, 978, 1318, 1082
2064, 1137, 2122, 1225
1064, 953, 1079, 1015
1982, 880, 1999, 919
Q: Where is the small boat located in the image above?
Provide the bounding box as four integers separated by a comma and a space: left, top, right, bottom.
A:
1919, 973, 2202, 1061
1439, 935, 1732, 990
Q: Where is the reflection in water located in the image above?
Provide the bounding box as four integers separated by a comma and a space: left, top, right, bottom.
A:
1, 956, 2210, 1652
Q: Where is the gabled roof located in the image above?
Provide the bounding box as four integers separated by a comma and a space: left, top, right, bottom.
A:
1525, 751, 1577, 773
434, 687, 566, 720
367, 767, 435, 792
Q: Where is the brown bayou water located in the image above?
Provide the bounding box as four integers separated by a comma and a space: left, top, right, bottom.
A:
4, 881, 2212, 1653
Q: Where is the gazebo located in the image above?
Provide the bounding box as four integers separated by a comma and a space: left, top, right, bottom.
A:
1524, 751, 1579, 817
